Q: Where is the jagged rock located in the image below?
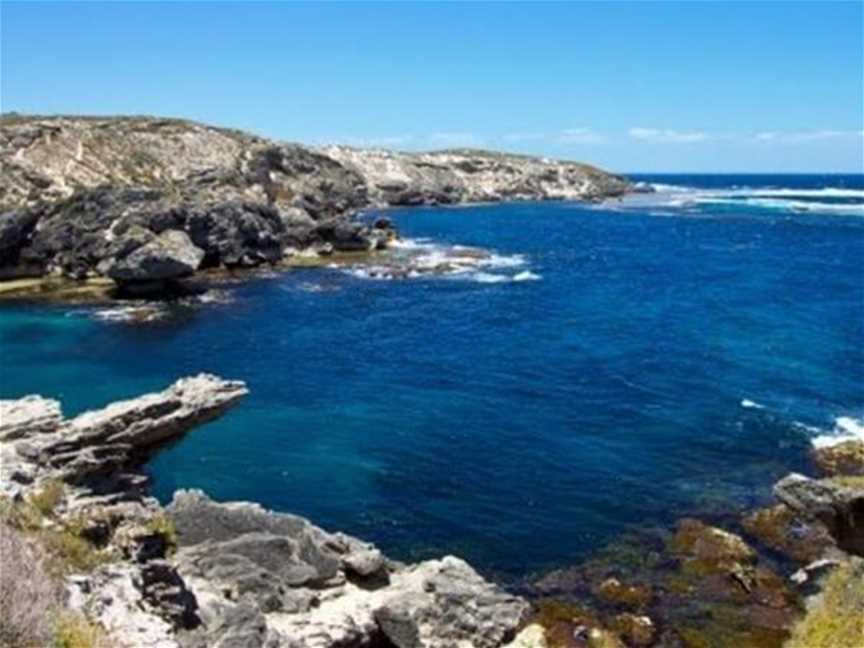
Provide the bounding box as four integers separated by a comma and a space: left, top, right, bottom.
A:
139, 560, 200, 629
0, 115, 631, 287
0, 394, 63, 440
774, 473, 864, 556
103, 229, 204, 283
0, 209, 40, 272
168, 490, 527, 648
69, 565, 182, 648
0, 374, 247, 488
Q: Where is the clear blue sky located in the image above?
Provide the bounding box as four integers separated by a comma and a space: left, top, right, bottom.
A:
2, 1, 862, 172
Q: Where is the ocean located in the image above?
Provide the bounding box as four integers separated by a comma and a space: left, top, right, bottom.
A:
1, 173, 862, 578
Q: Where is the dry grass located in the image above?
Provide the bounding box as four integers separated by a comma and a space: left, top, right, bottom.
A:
28, 478, 66, 516
52, 613, 109, 648
0, 523, 61, 648
785, 560, 864, 648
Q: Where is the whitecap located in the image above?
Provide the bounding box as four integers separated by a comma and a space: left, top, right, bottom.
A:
513, 270, 542, 282
810, 415, 864, 448
741, 399, 765, 409
91, 304, 166, 323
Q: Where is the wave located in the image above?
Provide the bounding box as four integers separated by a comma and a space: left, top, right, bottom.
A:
740, 398, 765, 409
811, 416, 864, 448
341, 238, 539, 284
627, 183, 864, 217
85, 289, 235, 324
694, 196, 864, 215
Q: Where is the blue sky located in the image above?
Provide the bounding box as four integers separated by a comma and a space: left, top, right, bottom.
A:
2, 1, 862, 172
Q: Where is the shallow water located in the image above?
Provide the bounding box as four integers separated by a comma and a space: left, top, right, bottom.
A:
1, 174, 862, 577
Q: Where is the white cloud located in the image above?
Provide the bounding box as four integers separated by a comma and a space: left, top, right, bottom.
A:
628, 127, 710, 143
753, 130, 863, 143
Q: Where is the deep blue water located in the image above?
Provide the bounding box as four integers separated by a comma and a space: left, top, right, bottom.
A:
2, 174, 862, 578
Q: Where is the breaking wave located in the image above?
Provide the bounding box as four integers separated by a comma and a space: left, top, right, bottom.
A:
341, 238, 541, 284
810, 415, 864, 448
625, 183, 864, 217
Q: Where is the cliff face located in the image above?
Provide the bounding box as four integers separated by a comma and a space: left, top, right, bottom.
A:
0, 115, 631, 290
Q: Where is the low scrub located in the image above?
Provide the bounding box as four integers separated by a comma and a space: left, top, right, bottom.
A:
786, 560, 864, 648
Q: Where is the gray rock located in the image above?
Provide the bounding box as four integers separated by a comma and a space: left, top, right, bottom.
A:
0, 394, 63, 441
774, 473, 864, 556
168, 491, 527, 648
0, 374, 247, 487
104, 229, 204, 282
0, 209, 39, 271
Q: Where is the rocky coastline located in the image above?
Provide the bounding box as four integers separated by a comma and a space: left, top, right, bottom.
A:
0, 114, 632, 299
1, 377, 862, 648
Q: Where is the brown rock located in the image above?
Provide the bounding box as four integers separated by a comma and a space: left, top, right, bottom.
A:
812, 440, 864, 477
610, 613, 655, 646
595, 577, 653, 609
741, 504, 835, 563
670, 519, 756, 572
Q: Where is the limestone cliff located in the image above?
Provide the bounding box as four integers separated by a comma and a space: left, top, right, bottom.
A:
0, 114, 631, 290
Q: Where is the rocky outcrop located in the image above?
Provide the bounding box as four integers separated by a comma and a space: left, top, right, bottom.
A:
0, 374, 248, 489
0, 115, 630, 293
774, 473, 864, 556
812, 440, 864, 477
166, 490, 527, 648
0, 377, 528, 648
102, 229, 204, 285
321, 147, 632, 207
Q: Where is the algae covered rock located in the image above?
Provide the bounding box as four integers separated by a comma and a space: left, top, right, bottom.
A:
812, 440, 864, 477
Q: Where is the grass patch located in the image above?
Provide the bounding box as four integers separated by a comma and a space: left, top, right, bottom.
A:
40, 529, 111, 576
28, 479, 66, 517
786, 560, 864, 648
828, 475, 864, 489
53, 612, 108, 648
145, 511, 178, 554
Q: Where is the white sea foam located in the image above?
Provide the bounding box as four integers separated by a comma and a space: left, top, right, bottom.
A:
341, 237, 537, 284
513, 270, 542, 282
91, 304, 166, 323
620, 184, 864, 217
810, 416, 864, 448
741, 399, 765, 409
649, 183, 695, 193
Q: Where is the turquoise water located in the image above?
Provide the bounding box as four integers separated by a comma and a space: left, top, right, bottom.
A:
2, 174, 862, 577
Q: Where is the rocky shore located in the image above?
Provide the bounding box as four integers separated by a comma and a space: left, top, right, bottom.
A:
0, 115, 632, 298
1, 378, 862, 648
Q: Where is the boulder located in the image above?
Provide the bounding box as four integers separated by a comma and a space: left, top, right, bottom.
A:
103, 229, 204, 282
